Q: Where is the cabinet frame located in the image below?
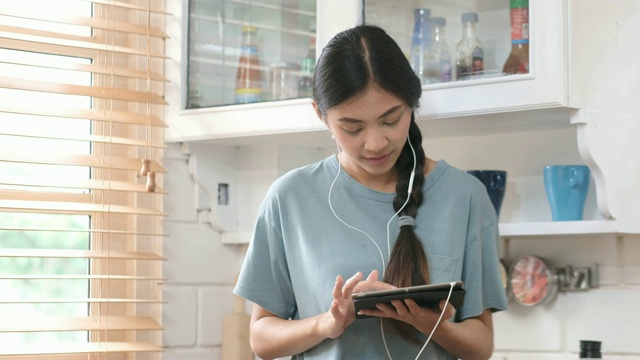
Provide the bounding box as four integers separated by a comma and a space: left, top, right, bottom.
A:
164, 0, 640, 242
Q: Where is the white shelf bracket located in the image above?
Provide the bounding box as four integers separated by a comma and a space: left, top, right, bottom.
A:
572, 109, 640, 229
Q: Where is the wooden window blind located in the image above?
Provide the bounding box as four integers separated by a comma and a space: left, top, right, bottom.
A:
0, 0, 168, 359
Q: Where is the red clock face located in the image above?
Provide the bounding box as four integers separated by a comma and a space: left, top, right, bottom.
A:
508, 255, 554, 306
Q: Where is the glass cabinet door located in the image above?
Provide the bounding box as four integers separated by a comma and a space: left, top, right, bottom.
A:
363, 0, 529, 85
187, 0, 317, 109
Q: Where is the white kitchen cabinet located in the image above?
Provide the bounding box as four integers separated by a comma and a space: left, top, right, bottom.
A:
163, 0, 640, 242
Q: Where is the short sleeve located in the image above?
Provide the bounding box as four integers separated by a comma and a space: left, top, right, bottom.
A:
233, 196, 297, 319
457, 202, 508, 320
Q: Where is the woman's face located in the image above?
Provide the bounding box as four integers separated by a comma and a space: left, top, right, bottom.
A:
318, 85, 412, 187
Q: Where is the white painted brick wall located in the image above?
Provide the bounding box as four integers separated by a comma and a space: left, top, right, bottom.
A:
163, 142, 640, 359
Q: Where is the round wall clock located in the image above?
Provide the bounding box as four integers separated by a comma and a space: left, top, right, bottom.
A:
507, 255, 558, 306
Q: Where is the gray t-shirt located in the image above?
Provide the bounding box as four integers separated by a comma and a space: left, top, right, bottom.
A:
234, 155, 508, 359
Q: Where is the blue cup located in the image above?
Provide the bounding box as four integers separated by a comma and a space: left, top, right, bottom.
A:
466, 170, 507, 216
543, 165, 590, 221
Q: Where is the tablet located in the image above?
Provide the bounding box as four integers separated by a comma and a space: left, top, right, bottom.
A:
352, 281, 466, 319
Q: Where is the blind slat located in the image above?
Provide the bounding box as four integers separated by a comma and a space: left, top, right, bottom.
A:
82, 0, 171, 15
0, 226, 165, 237
0, 153, 165, 173
0, 58, 168, 82
2, 10, 169, 38
0, 131, 166, 150
0, 316, 163, 332
0, 275, 166, 280
0, 199, 166, 217
0, 177, 166, 194
0, 341, 162, 356
0, 248, 165, 260
0, 77, 168, 105
0, 104, 167, 127
0, 27, 169, 59
0, 298, 163, 304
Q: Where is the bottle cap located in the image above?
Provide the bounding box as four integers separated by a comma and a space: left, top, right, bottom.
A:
510, 0, 529, 8
461, 12, 478, 24
413, 8, 431, 18
431, 17, 446, 27
241, 25, 257, 33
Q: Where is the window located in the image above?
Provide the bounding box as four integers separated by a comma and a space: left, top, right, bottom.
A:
0, 1, 168, 358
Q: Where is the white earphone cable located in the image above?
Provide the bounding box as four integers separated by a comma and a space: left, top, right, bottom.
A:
329, 134, 450, 359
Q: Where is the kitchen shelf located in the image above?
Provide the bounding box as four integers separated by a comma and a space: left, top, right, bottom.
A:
499, 220, 640, 238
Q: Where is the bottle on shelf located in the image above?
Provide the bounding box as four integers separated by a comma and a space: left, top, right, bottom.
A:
306, 26, 317, 60
455, 12, 484, 81
297, 57, 315, 98
235, 25, 263, 104
502, 0, 530, 74
424, 17, 452, 84
297, 27, 316, 98
579, 340, 602, 359
409, 8, 431, 85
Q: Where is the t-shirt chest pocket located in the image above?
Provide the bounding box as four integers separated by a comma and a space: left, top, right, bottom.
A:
426, 255, 457, 284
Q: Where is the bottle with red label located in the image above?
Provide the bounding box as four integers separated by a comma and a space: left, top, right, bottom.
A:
502, 0, 529, 74
235, 25, 263, 104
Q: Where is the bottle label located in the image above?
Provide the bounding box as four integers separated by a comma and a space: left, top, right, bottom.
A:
510, 7, 529, 44
241, 45, 258, 56
235, 88, 262, 104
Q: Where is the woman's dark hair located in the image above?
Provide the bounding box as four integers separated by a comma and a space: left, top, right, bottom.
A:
314, 25, 429, 342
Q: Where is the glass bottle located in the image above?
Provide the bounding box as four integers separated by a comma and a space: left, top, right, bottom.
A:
424, 17, 452, 84
455, 12, 484, 81
297, 27, 316, 98
579, 340, 602, 359
306, 26, 317, 59
297, 57, 314, 98
409, 8, 431, 85
235, 25, 263, 104
502, 0, 529, 74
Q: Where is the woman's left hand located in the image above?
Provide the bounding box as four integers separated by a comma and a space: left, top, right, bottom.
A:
357, 297, 456, 334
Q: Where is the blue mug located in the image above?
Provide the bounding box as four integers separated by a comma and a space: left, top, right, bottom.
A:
543, 165, 590, 221
466, 170, 507, 216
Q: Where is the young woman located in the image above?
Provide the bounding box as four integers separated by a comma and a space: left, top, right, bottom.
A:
234, 25, 508, 360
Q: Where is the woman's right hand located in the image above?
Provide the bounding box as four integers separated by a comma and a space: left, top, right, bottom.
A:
319, 271, 362, 339
320, 269, 395, 339
249, 270, 395, 358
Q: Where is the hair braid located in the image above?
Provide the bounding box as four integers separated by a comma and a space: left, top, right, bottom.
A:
383, 115, 429, 343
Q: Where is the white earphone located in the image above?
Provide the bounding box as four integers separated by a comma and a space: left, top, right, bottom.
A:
329, 132, 454, 359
